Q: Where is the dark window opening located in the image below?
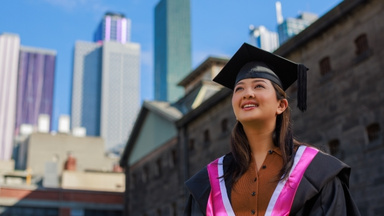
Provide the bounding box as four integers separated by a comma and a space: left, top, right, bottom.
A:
171, 149, 177, 166
221, 118, 228, 133
189, 139, 195, 151
204, 129, 210, 143
355, 34, 369, 55
367, 123, 380, 142
328, 139, 340, 155
156, 158, 162, 177
319, 56, 332, 76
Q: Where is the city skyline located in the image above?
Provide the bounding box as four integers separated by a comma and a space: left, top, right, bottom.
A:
0, 0, 341, 131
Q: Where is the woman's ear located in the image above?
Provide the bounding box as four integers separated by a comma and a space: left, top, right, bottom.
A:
276, 99, 288, 115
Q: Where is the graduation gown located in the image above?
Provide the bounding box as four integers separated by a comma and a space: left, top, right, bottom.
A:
184, 148, 361, 216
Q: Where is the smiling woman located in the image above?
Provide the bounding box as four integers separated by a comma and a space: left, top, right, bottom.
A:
183, 43, 361, 216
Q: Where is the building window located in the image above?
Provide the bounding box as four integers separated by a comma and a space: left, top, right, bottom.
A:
131, 173, 136, 188
355, 34, 369, 55
172, 202, 178, 216
142, 166, 149, 182
221, 118, 228, 133
189, 139, 195, 151
319, 56, 332, 76
328, 139, 340, 155
204, 129, 210, 144
171, 149, 177, 167
156, 158, 162, 177
366, 123, 380, 142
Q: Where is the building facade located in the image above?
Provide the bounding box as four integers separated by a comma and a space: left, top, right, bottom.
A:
0, 33, 20, 160
1, 132, 124, 216
249, 25, 279, 52
154, 0, 192, 102
120, 0, 384, 215
94, 12, 131, 44
14, 46, 56, 136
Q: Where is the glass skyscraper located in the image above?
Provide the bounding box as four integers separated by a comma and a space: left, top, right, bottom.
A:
0, 33, 20, 160
14, 46, 56, 135
154, 0, 192, 102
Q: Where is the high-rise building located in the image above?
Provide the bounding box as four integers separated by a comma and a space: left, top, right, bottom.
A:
154, 0, 192, 102
0, 33, 20, 160
276, 1, 318, 45
249, 25, 279, 52
94, 12, 131, 44
72, 20, 140, 151
71, 41, 102, 136
100, 41, 140, 151
14, 46, 56, 136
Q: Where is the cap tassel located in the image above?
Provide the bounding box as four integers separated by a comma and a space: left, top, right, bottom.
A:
297, 64, 307, 112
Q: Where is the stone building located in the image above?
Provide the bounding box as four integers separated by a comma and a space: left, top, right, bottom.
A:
120, 0, 384, 215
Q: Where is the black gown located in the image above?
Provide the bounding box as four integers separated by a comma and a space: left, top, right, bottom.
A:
184, 150, 361, 216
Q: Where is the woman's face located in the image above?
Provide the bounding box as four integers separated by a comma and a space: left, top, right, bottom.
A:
231, 78, 287, 125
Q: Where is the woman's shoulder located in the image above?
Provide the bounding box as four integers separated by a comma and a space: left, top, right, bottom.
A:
301, 145, 351, 187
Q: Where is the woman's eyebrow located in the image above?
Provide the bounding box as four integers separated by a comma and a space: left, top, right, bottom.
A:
252, 79, 267, 84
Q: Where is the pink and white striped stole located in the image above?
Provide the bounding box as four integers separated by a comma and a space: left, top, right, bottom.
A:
206, 146, 318, 216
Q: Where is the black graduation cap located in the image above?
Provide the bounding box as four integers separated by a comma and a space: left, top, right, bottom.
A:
213, 43, 308, 111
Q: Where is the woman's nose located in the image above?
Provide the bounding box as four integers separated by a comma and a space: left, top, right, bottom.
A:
243, 88, 255, 99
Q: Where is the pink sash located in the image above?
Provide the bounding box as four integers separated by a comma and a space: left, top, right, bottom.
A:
206, 146, 318, 216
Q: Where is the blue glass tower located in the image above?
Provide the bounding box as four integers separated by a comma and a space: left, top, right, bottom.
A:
154, 0, 191, 102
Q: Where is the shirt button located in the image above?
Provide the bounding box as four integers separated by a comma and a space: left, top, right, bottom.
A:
262, 165, 267, 169
251, 191, 256, 196
251, 209, 255, 214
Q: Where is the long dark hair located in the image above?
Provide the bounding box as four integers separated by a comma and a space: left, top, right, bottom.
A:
229, 82, 300, 182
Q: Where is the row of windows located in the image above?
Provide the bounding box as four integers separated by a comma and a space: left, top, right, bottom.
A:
328, 122, 381, 159
189, 118, 230, 151
319, 33, 370, 76
131, 148, 178, 186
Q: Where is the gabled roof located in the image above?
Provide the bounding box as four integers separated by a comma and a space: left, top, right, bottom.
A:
178, 56, 229, 87
119, 101, 182, 167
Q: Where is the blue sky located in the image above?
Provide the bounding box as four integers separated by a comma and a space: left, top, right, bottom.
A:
0, 0, 341, 131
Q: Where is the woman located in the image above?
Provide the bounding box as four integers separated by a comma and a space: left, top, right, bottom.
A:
184, 43, 360, 216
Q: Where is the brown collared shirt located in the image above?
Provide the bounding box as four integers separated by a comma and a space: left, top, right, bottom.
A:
231, 148, 283, 216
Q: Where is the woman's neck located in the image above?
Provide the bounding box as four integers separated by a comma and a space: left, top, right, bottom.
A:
242, 121, 275, 170
243, 126, 274, 153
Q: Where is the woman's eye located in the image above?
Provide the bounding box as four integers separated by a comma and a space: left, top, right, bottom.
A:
234, 87, 243, 92
255, 84, 264, 89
